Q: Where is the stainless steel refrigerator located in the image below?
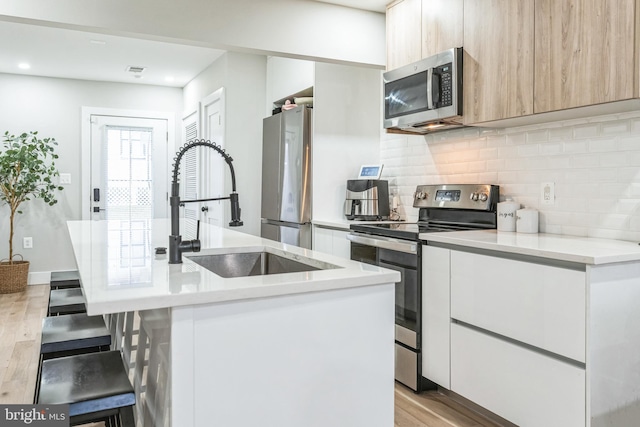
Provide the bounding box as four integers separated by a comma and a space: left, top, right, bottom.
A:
261, 105, 312, 249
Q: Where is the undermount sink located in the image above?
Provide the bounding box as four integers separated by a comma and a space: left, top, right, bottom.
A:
186, 250, 337, 278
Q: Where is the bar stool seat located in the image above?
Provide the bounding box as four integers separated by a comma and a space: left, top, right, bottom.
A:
50, 270, 81, 290
48, 288, 86, 316
41, 313, 111, 359
38, 350, 135, 426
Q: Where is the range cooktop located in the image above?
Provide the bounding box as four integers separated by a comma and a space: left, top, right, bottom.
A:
349, 184, 500, 241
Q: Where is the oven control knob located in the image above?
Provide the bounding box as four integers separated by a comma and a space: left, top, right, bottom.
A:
479, 192, 488, 202
415, 191, 427, 200
470, 192, 479, 201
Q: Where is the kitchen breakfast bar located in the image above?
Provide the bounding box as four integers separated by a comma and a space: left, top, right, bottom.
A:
66, 219, 400, 427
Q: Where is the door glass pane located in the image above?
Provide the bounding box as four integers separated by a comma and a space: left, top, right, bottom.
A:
103, 126, 154, 288
104, 126, 153, 221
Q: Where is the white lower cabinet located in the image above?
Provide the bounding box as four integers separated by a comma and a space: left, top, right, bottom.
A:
312, 225, 350, 259
451, 323, 586, 427
451, 250, 586, 362
421, 245, 451, 389
422, 242, 640, 427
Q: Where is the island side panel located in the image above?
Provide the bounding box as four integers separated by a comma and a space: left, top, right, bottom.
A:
171, 305, 195, 427
186, 283, 394, 427
588, 262, 640, 427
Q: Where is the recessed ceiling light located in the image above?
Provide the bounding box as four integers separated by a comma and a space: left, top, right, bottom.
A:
165, 76, 175, 82
90, 39, 106, 45
18, 63, 30, 70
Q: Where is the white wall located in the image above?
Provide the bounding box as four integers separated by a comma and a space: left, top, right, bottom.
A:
265, 57, 315, 114
183, 52, 267, 236
381, 111, 640, 242
0, 0, 385, 67
0, 73, 182, 281
313, 62, 382, 220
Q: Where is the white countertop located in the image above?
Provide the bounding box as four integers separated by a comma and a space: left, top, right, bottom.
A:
422, 229, 640, 265
67, 219, 400, 315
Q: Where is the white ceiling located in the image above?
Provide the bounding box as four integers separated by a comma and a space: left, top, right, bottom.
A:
0, 0, 387, 88
315, 0, 387, 12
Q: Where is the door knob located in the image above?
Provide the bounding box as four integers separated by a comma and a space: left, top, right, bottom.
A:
201, 206, 209, 212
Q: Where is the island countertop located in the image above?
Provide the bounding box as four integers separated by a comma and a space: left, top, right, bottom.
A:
421, 229, 640, 265
67, 219, 400, 315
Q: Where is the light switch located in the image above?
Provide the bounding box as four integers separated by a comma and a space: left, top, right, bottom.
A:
60, 173, 71, 185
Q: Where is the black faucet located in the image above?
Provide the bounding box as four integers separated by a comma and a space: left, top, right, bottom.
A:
169, 140, 243, 264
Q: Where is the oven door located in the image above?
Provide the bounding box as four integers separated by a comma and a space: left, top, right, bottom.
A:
378, 249, 419, 350
348, 232, 422, 391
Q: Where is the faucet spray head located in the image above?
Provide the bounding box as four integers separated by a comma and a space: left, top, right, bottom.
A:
229, 192, 243, 227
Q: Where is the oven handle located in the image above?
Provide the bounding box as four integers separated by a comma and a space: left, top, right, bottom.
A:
347, 232, 418, 254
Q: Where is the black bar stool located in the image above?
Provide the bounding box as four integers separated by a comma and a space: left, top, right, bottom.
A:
37, 350, 135, 426
48, 288, 86, 316
41, 313, 111, 359
50, 270, 81, 290
35, 313, 112, 404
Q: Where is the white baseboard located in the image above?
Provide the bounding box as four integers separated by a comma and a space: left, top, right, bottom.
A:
28, 271, 50, 285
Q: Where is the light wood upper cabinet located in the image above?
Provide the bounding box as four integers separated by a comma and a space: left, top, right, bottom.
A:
386, 0, 422, 70
462, 0, 534, 124
534, 0, 636, 113
421, 0, 463, 58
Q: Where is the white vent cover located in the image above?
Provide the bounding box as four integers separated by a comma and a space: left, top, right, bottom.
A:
125, 66, 146, 74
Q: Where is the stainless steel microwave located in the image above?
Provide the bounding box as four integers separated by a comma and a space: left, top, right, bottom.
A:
383, 47, 463, 134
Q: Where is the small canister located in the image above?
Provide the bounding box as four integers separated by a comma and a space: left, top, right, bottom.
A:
497, 198, 520, 232
516, 208, 539, 233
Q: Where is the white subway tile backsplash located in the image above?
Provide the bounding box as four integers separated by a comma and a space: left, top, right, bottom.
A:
563, 169, 590, 183
497, 170, 518, 183
589, 167, 619, 182
549, 127, 573, 141
517, 144, 540, 157
526, 129, 549, 143
547, 155, 572, 169
486, 135, 507, 147
601, 121, 629, 135
506, 133, 526, 145
540, 142, 563, 155
573, 123, 600, 139
563, 140, 589, 153
589, 138, 618, 152
380, 111, 640, 242
570, 153, 600, 168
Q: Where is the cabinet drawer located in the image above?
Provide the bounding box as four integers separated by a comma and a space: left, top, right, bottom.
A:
451, 250, 586, 362
451, 323, 585, 427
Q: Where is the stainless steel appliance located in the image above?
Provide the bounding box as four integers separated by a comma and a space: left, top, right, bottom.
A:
383, 47, 463, 134
348, 184, 499, 392
344, 179, 390, 220
261, 105, 312, 249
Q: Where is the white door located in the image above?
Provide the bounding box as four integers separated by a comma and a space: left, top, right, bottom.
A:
200, 88, 225, 227
90, 115, 168, 221
180, 109, 200, 240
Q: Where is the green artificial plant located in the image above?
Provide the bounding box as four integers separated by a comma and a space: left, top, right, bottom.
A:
0, 131, 63, 264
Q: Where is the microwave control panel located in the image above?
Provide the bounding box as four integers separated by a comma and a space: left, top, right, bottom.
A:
434, 62, 453, 108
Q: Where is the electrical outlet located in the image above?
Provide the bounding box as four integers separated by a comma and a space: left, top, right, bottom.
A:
541, 182, 555, 205
59, 173, 71, 185
23, 237, 33, 249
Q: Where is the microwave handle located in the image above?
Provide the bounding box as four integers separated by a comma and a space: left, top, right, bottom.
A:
426, 68, 434, 110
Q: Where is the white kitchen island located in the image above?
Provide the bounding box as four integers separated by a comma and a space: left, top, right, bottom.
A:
66, 219, 399, 427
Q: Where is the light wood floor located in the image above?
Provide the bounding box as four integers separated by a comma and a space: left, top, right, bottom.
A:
1, 284, 504, 427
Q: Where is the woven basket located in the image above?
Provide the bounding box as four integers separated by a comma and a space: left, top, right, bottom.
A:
0, 259, 29, 294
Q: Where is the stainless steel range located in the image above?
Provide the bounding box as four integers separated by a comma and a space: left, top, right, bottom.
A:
347, 184, 500, 392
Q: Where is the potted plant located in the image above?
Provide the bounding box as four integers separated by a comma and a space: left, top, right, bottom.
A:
0, 131, 63, 293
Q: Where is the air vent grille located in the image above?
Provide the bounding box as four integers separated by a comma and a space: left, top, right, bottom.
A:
126, 66, 146, 74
